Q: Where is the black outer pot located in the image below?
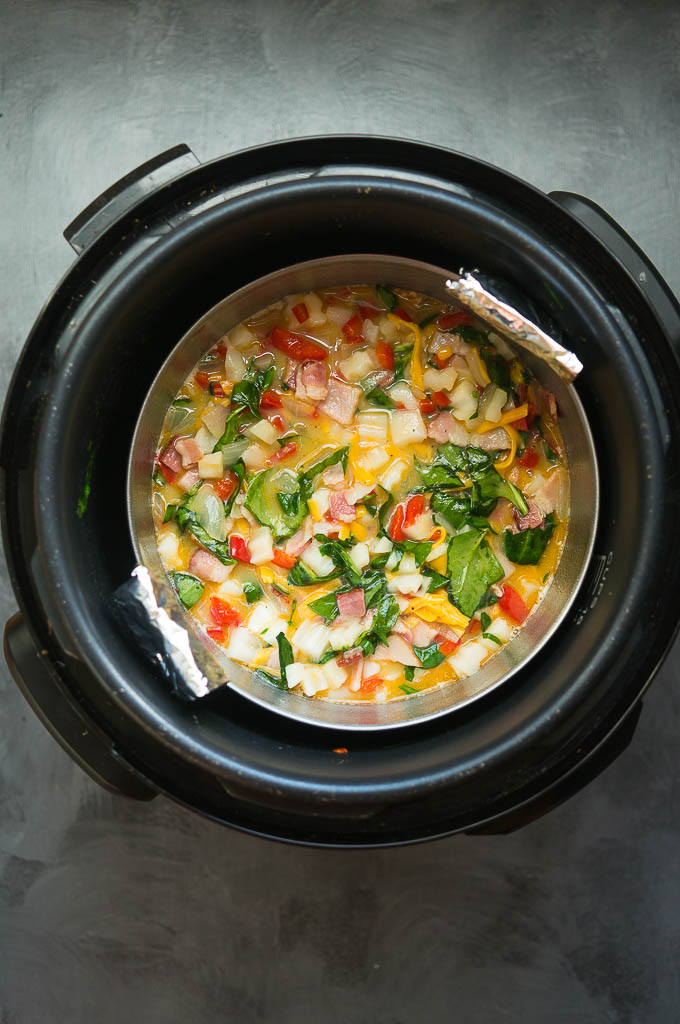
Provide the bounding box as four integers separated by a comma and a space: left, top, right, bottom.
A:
2, 137, 680, 846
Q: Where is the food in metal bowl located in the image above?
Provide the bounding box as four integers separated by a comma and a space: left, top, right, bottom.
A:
152, 284, 568, 702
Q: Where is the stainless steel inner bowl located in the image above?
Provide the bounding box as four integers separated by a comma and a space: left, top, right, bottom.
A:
128, 255, 598, 730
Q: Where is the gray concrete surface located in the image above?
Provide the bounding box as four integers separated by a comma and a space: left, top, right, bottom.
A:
1, 1, 679, 1021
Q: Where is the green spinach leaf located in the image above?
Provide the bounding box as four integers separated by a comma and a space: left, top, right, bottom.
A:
447, 529, 504, 617
172, 572, 204, 609
243, 581, 263, 604
376, 284, 398, 311
413, 642, 446, 669
503, 513, 556, 565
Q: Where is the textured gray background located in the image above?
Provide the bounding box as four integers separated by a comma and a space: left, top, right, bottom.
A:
1, 1, 679, 1021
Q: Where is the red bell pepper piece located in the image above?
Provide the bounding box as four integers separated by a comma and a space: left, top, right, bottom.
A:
388, 504, 406, 542
512, 417, 528, 432
438, 639, 457, 656
419, 397, 436, 415
195, 371, 211, 391
267, 413, 286, 432
432, 390, 449, 409
269, 327, 327, 361
438, 310, 474, 330
291, 302, 309, 324
341, 314, 364, 344
259, 389, 283, 409
159, 463, 176, 485
215, 343, 227, 357
214, 471, 239, 502
206, 626, 225, 643
499, 584, 529, 624
209, 597, 241, 627
394, 306, 412, 322
266, 441, 297, 465
272, 549, 296, 570
404, 494, 424, 527
360, 675, 382, 693
358, 303, 378, 321
517, 447, 539, 468
229, 535, 251, 563
376, 338, 394, 370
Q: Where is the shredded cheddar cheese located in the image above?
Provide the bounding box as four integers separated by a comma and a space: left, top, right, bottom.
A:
475, 403, 529, 433
408, 595, 470, 634
389, 314, 423, 390
495, 425, 519, 470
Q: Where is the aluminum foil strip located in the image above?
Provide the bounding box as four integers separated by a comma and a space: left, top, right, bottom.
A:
445, 272, 583, 381
113, 565, 227, 699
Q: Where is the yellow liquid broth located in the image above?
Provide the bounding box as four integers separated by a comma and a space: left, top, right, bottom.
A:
153, 285, 568, 703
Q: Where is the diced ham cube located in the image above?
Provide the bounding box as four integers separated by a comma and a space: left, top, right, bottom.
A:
159, 438, 182, 473
188, 548, 231, 582
540, 387, 558, 421
175, 436, 205, 467
176, 466, 200, 492
513, 500, 545, 533
337, 646, 364, 666
296, 360, 328, 401
410, 618, 439, 648
336, 589, 366, 618
317, 377, 362, 425
285, 518, 314, 557
427, 412, 510, 451
329, 491, 356, 523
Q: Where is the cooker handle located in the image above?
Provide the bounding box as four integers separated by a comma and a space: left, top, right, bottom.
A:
3, 612, 156, 800
63, 144, 200, 255
549, 191, 680, 350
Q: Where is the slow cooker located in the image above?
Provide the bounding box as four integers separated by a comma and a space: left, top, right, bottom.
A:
2, 137, 679, 846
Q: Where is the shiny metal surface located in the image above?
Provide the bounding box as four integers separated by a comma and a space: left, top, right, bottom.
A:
128, 255, 598, 729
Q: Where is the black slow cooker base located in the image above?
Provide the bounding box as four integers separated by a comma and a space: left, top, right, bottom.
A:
3, 138, 680, 844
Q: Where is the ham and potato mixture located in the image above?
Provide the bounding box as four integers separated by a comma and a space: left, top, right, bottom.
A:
153, 284, 568, 703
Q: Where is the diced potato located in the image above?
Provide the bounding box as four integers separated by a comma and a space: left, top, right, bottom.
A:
326, 304, 353, 326
403, 511, 434, 541
194, 425, 218, 455
215, 578, 240, 597
228, 326, 255, 352
360, 448, 390, 472
247, 600, 288, 642
362, 319, 379, 344
197, 451, 224, 479
202, 403, 229, 439
304, 291, 326, 326
242, 444, 267, 470
397, 553, 417, 574
390, 410, 427, 446
369, 535, 393, 555
450, 378, 478, 421
291, 621, 331, 659
362, 660, 380, 678
338, 349, 377, 382
448, 639, 487, 677
246, 419, 279, 445
379, 458, 409, 493
377, 316, 397, 342
225, 627, 263, 664
388, 573, 426, 596
423, 366, 457, 392
249, 526, 275, 566
328, 619, 365, 649
426, 541, 448, 562
324, 659, 348, 689
225, 347, 248, 380
286, 663, 329, 697
158, 530, 181, 568
301, 540, 336, 577
356, 411, 389, 443
387, 382, 418, 410
309, 487, 331, 518
349, 542, 370, 573
479, 385, 507, 423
